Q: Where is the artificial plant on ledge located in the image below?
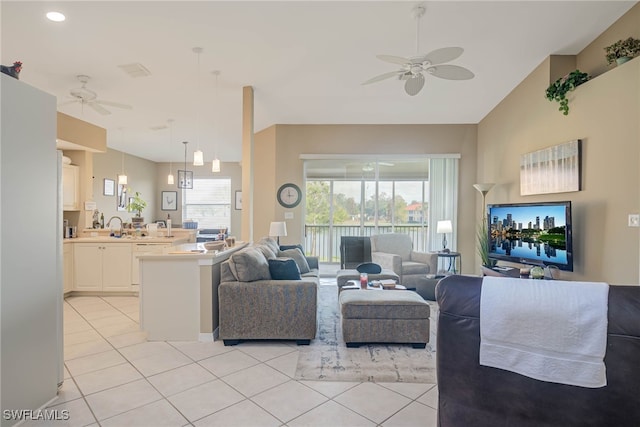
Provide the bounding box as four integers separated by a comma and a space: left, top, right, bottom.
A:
127, 191, 147, 219
545, 70, 590, 115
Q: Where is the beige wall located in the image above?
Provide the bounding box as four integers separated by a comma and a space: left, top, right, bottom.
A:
155, 161, 243, 236
478, 56, 639, 284
92, 148, 158, 225
254, 124, 478, 273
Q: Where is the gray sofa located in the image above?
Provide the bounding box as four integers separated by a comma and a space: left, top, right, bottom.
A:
218, 237, 319, 345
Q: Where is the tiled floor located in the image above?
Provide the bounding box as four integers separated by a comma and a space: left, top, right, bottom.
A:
35, 278, 438, 427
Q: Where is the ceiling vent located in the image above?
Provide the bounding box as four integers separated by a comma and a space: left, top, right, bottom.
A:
118, 63, 151, 78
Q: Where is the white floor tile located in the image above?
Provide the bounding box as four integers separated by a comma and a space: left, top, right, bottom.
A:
416, 385, 438, 409
100, 398, 188, 427
84, 379, 162, 421
118, 341, 174, 361
169, 340, 234, 361
194, 399, 281, 427
299, 380, 360, 398
64, 339, 113, 361
333, 383, 411, 424
235, 342, 297, 362
168, 379, 245, 422
380, 401, 437, 427
65, 350, 127, 377
63, 320, 94, 334
265, 350, 299, 378
147, 363, 217, 397
222, 363, 290, 397
128, 348, 193, 377
50, 379, 82, 405
97, 322, 141, 338
251, 380, 328, 423
288, 400, 376, 427
378, 382, 437, 400
106, 330, 148, 349
64, 329, 103, 346
25, 396, 97, 427
198, 349, 260, 378
89, 315, 136, 330
74, 363, 143, 395
79, 308, 122, 321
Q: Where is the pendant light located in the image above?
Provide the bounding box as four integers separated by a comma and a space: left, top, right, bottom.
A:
118, 128, 128, 185
211, 70, 221, 173
167, 119, 175, 185
192, 47, 204, 166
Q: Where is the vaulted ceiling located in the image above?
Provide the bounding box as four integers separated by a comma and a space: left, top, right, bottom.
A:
2, 1, 635, 162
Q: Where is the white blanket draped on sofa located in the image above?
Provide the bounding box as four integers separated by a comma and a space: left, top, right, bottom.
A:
479, 276, 609, 388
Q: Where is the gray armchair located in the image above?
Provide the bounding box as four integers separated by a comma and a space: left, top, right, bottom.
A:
370, 233, 438, 289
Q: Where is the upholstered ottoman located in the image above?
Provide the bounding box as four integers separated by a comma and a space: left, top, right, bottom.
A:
337, 269, 399, 292
339, 290, 430, 348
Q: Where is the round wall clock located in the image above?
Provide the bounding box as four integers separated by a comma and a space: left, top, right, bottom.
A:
277, 183, 302, 208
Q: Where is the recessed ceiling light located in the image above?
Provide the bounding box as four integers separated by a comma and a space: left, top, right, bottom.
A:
46, 11, 66, 22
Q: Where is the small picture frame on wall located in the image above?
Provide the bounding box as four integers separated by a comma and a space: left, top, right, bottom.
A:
162, 191, 177, 211
235, 190, 242, 210
103, 178, 115, 196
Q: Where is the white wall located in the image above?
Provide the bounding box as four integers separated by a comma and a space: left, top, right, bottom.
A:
1, 75, 60, 425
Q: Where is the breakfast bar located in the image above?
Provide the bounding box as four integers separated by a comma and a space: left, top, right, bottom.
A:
138, 241, 247, 341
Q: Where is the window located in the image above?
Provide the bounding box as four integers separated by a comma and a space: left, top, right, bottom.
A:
182, 178, 231, 230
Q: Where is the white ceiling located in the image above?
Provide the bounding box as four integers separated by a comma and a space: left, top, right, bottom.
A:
2, 1, 635, 163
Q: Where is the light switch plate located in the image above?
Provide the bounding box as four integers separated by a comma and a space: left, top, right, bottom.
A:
284, 212, 294, 219
628, 214, 640, 227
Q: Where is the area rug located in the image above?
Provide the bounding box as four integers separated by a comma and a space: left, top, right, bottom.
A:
294, 285, 438, 383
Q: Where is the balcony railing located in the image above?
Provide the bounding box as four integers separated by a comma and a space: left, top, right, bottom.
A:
304, 224, 428, 262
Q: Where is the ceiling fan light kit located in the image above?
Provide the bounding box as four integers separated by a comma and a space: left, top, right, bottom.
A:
362, 3, 474, 96
60, 75, 132, 115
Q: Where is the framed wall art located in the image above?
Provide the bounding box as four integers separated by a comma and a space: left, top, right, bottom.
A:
520, 139, 582, 196
103, 178, 115, 196
162, 191, 178, 211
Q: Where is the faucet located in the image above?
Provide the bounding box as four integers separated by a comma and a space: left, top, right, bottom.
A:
106, 216, 124, 236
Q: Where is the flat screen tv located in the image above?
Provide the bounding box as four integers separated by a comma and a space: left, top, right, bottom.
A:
487, 201, 573, 271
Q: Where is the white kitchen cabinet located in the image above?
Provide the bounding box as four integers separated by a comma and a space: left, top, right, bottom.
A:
62, 164, 80, 211
63, 243, 73, 294
131, 243, 170, 288
73, 243, 132, 292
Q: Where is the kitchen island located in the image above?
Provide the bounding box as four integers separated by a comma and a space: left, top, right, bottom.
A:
138, 242, 248, 341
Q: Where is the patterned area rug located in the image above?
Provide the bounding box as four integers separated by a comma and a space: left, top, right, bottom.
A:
294, 285, 438, 383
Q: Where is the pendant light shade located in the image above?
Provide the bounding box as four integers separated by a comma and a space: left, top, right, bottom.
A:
118, 174, 128, 185
211, 158, 220, 172
167, 173, 175, 185
118, 131, 128, 185
168, 119, 175, 184
193, 149, 204, 166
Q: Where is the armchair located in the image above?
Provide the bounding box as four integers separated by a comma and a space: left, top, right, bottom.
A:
370, 233, 437, 288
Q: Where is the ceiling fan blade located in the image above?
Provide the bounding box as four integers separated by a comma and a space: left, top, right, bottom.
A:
96, 100, 132, 110
423, 47, 464, 65
362, 70, 403, 85
427, 64, 475, 80
404, 73, 425, 96
376, 54, 410, 65
378, 162, 394, 166
88, 102, 111, 115
57, 99, 79, 107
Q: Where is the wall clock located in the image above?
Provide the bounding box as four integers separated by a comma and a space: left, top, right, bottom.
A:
277, 183, 302, 208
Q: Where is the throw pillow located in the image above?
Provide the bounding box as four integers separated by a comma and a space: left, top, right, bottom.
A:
257, 237, 280, 255
280, 244, 304, 253
228, 248, 271, 282
278, 248, 310, 274
356, 262, 382, 274
255, 244, 277, 260
268, 257, 301, 280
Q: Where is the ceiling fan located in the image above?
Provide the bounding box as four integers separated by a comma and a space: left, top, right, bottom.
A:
58, 75, 132, 115
362, 3, 474, 96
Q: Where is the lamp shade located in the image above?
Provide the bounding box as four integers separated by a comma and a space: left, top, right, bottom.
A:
269, 221, 287, 237
211, 158, 220, 172
436, 220, 453, 234
193, 149, 204, 166
167, 173, 174, 185
473, 183, 495, 194
118, 174, 128, 185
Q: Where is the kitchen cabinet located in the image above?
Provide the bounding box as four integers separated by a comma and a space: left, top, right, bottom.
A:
63, 243, 73, 294
131, 243, 170, 288
62, 164, 80, 211
73, 243, 132, 292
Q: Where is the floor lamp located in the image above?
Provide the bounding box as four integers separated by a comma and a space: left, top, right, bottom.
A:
473, 183, 495, 268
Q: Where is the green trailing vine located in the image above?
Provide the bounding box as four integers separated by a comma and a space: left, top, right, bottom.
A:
545, 70, 590, 115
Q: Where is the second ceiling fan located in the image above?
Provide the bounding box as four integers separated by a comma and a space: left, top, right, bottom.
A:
362, 3, 474, 96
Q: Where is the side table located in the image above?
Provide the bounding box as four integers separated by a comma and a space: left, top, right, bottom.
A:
437, 251, 461, 274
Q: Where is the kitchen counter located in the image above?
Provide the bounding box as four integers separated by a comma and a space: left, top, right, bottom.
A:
70, 235, 190, 244
138, 241, 248, 341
